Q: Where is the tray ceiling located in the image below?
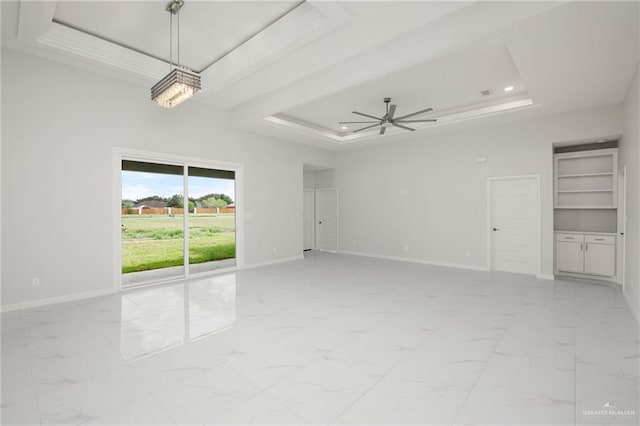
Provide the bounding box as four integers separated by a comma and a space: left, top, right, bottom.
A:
53, 1, 301, 72
1, 1, 638, 150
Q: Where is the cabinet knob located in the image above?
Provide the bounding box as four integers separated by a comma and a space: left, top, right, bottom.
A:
492, 227, 500, 231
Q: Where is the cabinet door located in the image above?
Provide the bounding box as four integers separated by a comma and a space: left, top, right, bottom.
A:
556, 241, 584, 273
584, 243, 615, 276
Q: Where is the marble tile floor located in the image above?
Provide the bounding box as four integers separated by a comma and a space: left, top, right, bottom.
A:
2, 252, 639, 425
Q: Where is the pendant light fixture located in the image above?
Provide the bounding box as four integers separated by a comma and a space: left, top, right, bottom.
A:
151, 0, 201, 108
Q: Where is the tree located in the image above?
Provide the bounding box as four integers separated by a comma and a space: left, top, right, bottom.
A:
201, 196, 228, 214
201, 196, 228, 209
165, 194, 184, 208
197, 193, 233, 205
135, 195, 165, 204
122, 199, 134, 209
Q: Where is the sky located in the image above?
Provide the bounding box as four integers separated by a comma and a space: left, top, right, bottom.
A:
122, 171, 235, 202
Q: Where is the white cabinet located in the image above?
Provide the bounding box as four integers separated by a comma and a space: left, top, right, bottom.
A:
556, 233, 585, 273
554, 149, 617, 209
555, 233, 615, 277
584, 235, 616, 276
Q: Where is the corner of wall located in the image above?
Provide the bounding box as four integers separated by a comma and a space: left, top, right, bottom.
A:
624, 287, 640, 326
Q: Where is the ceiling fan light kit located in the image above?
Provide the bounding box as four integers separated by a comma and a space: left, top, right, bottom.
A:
151, 0, 201, 108
339, 97, 438, 135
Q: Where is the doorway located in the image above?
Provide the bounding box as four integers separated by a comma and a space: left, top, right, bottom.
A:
315, 188, 338, 252
303, 189, 315, 250
488, 175, 541, 275
618, 166, 627, 287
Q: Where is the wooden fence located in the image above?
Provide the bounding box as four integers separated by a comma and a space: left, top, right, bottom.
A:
122, 207, 235, 215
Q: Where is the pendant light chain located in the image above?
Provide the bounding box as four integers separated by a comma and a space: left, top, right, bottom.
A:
177, 7, 180, 68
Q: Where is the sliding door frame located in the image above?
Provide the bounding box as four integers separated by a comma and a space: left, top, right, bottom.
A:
112, 147, 244, 291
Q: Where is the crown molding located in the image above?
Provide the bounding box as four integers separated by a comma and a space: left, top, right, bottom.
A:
38, 22, 168, 81
12, 0, 352, 96
199, 1, 351, 97
263, 95, 537, 145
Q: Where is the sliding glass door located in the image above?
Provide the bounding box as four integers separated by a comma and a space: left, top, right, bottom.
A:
121, 159, 236, 287
188, 167, 236, 275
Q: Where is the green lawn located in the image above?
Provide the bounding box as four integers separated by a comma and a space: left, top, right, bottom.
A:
121, 214, 236, 274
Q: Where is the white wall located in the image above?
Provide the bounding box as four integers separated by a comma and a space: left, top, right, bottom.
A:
314, 169, 336, 188
619, 63, 640, 321
1, 48, 336, 308
336, 104, 623, 275
303, 169, 336, 189
303, 170, 316, 188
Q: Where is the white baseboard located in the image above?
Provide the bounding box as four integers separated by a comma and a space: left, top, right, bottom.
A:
338, 250, 490, 272
1, 256, 304, 313
242, 255, 304, 270
624, 287, 640, 326
536, 274, 555, 280
1, 288, 117, 313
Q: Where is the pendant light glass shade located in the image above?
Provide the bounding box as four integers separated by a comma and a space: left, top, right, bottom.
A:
151, 68, 201, 108
151, 0, 200, 108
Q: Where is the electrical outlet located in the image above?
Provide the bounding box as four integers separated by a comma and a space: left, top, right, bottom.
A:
272, 245, 277, 253
404, 244, 409, 251
352, 240, 357, 246
466, 250, 471, 257
32, 278, 40, 287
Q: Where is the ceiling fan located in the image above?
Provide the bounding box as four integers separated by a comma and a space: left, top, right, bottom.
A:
340, 97, 437, 135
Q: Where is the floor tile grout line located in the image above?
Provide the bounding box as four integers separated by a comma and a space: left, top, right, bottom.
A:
202, 361, 312, 425
326, 308, 458, 424
17, 309, 43, 426
573, 283, 577, 426
238, 304, 435, 425
230, 339, 350, 424
449, 282, 529, 426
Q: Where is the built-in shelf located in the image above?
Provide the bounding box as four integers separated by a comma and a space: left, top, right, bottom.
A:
557, 172, 614, 178
554, 148, 617, 209
555, 207, 617, 210
557, 189, 613, 193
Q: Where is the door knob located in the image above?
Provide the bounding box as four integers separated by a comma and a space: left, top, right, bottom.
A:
493, 227, 500, 231
318, 221, 323, 224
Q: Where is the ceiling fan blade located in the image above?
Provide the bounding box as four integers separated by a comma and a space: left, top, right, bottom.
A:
339, 121, 380, 124
395, 119, 438, 123
379, 126, 386, 135
387, 104, 397, 120
352, 111, 383, 121
353, 123, 381, 133
394, 107, 433, 121
393, 123, 415, 131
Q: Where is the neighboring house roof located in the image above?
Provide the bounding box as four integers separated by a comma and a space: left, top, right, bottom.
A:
133, 200, 166, 208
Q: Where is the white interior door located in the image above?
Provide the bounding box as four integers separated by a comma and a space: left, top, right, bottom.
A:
489, 176, 540, 275
316, 188, 337, 252
303, 189, 315, 250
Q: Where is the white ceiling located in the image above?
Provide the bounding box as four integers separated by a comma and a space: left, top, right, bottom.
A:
281, 37, 527, 134
53, 1, 300, 72
2, 1, 638, 150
